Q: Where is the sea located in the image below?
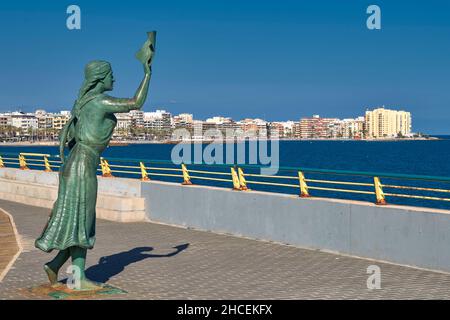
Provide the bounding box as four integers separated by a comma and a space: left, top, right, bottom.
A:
1, 136, 449, 210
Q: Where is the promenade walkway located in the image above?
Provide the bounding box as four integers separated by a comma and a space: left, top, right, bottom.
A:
1, 199, 450, 299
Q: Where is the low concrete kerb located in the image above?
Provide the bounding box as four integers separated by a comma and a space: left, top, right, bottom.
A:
0, 208, 23, 282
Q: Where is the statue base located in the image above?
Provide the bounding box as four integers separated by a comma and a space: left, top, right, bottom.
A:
21, 282, 127, 300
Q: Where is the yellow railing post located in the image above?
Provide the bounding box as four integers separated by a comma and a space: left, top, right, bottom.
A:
100, 158, 106, 176
140, 162, 150, 181
19, 154, 29, 170
101, 158, 113, 177
0, 155, 4, 168
373, 176, 386, 205
298, 171, 310, 197
44, 155, 52, 172
181, 164, 192, 185
238, 167, 248, 191
231, 167, 241, 191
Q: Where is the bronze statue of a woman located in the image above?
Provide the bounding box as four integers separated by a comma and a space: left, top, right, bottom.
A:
35, 32, 156, 290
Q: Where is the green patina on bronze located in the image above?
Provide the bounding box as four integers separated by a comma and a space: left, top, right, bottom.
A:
34, 32, 156, 291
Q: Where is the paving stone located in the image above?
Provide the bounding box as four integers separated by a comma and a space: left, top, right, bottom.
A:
0, 209, 19, 278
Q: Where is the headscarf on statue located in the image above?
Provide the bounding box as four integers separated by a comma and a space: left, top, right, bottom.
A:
59, 61, 112, 162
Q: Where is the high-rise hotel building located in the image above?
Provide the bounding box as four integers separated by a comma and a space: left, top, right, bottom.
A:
364, 107, 411, 138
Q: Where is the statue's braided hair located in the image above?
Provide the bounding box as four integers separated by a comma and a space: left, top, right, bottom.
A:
59, 60, 112, 161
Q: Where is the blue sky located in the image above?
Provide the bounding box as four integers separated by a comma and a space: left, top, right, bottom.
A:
0, 0, 449, 133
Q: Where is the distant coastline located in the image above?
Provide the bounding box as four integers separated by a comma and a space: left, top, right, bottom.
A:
0, 136, 444, 147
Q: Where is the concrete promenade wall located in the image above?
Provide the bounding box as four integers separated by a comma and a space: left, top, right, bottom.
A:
142, 181, 450, 273
1, 168, 450, 272
0, 168, 145, 222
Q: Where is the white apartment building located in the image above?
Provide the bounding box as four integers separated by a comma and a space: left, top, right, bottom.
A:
35, 109, 47, 117
205, 116, 233, 124
143, 110, 171, 121
143, 110, 172, 130
173, 113, 194, 129
10, 113, 38, 130
268, 121, 296, 138
129, 110, 144, 127
176, 113, 193, 124
340, 117, 365, 138
37, 115, 53, 129
237, 118, 268, 134
365, 107, 411, 138
281, 121, 296, 137
0, 114, 11, 126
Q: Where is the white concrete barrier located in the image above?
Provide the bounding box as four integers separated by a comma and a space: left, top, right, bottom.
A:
141, 180, 450, 273
0, 168, 146, 222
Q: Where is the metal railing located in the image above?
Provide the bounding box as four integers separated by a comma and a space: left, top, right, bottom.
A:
1, 152, 450, 209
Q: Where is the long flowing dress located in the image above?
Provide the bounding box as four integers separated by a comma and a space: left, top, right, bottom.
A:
35, 93, 113, 252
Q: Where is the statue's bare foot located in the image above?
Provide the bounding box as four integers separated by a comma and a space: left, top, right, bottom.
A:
74, 278, 104, 291
43, 264, 58, 286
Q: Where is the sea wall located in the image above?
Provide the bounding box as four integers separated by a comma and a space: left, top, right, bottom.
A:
0, 167, 145, 222
142, 180, 450, 273
1, 167, 450, 273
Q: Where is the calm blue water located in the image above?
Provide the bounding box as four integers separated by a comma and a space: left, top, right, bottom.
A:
1, 136, 450, 209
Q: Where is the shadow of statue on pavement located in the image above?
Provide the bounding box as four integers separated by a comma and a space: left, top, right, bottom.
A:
82, 244, 189, 283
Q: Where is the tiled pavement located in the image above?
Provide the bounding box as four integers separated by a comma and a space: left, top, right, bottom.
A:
0, 199, 450, 299
0, 210, 19, 281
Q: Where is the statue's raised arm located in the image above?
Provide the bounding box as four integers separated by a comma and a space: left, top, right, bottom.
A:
100, 31, 156, 113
